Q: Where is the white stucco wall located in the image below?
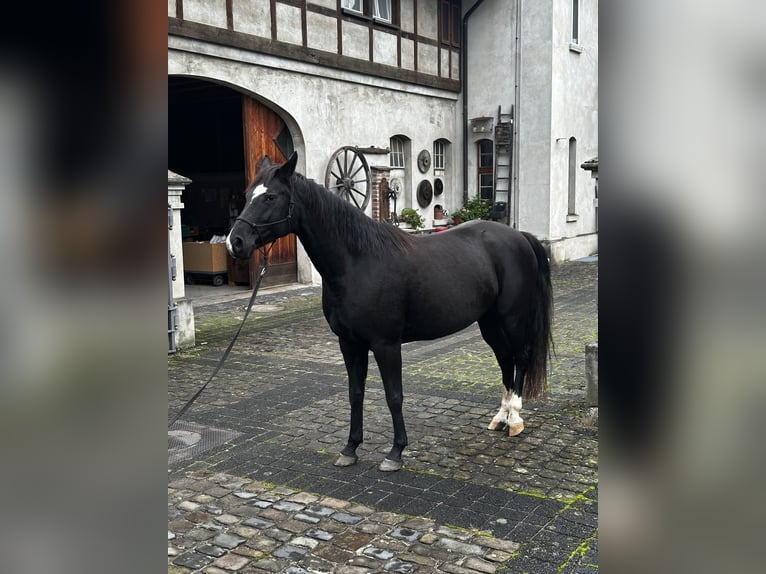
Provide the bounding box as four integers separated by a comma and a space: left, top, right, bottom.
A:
548, 0, 599, 261
464, 0, 597, 260
169, 38, 460, 285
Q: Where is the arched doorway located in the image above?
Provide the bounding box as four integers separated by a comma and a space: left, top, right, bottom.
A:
169, 76, 297, 288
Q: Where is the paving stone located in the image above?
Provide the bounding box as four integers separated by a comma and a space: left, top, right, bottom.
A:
319, 497, 351, 510
286, 492, 320, 504
331, 511, 363, 525
362, 546, 395, 560
250, 500, 273, 509
196, 544, 227, 558
434, 538, 483, 555
390, 526, 422, 543
214, 514, 241, 525
383, 559, 417, 573
289, 536, 320, 550
303, 505, 335, 517
472, 536, 520, 553
233, 491, 260, 499
420, 533, 439, 545
294, 512, 321, 524
178, 500, 201, 512
335, 566, 370, 574
202, 566, 230, 574
273, 500, 305, 512
173, 552, 213, 569
348, 555, 385, 569
396, 552, 437, 567
304, 528, 336, 541
250, 557, 285, 572
212, 553, 252, 571
285, 567, 312, 574
462, 557, 498, 573
242, 517, 275, 530
211, 533, 247, 549
314, 544, 353, 563
332, 531, 374, 551
273, 544, 308, 560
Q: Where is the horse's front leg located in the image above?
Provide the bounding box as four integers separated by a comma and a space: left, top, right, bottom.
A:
334, 338, 369, 467
372, 343, 408, 472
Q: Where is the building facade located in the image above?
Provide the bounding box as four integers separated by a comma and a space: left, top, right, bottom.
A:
168, 0, 598, 294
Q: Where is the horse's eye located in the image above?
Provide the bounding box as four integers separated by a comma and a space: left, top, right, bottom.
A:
265, 194, 276, 202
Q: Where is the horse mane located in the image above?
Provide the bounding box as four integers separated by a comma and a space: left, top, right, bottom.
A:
290, 173, 414, 256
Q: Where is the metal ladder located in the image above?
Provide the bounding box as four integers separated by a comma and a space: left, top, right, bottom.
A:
492, 105, 513, 225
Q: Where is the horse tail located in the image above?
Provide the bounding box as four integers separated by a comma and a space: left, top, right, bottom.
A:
520, 231, 554, 400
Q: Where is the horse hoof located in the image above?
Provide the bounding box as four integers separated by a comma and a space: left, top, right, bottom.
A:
508, 421, 524, 436
488, 419, 507, 431
334, 454, 358, 467
378, 458, 403, 472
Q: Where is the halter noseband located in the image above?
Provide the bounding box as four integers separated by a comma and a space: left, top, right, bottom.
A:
235, 199, 295, 232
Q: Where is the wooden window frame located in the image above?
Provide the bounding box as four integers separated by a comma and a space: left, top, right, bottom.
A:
439, 0, 461, 48
477, 139, 493, 201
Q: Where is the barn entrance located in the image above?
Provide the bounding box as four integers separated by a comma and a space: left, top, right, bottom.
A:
169, 76, 297, 289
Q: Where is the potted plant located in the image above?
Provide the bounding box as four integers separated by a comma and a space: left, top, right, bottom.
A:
398, 208, 425, 230
451, 196, 491, 225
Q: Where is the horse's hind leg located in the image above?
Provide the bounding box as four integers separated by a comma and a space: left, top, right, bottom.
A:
480, 315, 526, 436
479, 316, 518, 433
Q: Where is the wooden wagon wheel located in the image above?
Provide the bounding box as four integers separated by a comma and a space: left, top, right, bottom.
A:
325, 146, 372, 211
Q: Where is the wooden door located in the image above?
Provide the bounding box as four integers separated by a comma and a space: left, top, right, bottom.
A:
228, 95, 298, 287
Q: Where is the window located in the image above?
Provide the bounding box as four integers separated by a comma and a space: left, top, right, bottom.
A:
373, 0, 391, 23
477, 140, 493, 201
342, 0, 362, 14
568, 137, 578, 216
390, 136, 405, 168
440, 0, 461, 47
433, 140, 447, 171
342, 0, 397, 25
572, 0, 579, 43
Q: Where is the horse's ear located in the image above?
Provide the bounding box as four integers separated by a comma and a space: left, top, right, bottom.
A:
257, 155, 272, 170
276, 151, 298, 181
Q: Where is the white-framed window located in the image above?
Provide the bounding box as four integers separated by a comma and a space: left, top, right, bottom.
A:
390, 136, 405, 168
433, 140, 447, 170
342, 0, 363, 14
374, 0, 392, 23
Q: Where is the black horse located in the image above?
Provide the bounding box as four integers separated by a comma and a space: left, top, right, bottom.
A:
227, 152, 553, 471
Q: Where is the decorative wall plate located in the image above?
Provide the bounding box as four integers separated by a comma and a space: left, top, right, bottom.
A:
417, 180, 433, 208
417, 149, 431, 173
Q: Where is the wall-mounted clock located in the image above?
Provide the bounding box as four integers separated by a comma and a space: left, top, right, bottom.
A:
417, 149, 431, 173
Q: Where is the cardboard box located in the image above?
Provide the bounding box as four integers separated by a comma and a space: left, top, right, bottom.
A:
183, 242, 228, 273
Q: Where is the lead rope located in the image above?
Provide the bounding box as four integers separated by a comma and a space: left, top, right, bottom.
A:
168, 243, 273, 428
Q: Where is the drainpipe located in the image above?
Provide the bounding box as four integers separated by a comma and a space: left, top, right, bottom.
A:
462, 0, 486, 206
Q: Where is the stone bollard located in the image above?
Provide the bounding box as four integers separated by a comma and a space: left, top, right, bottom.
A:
585, 343, 598, 406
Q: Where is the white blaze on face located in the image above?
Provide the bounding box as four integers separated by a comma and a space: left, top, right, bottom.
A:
227, 184, 268, 255
225, 232, 235, 256
249, 184, 268, 204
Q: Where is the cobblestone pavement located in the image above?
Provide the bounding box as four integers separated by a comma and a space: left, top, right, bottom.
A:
169, 260, 598, 573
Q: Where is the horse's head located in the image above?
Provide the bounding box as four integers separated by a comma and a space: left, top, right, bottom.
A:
227, 151, 298, 259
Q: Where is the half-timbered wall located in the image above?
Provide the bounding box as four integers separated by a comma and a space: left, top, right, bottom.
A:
169, 1, 460, 92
